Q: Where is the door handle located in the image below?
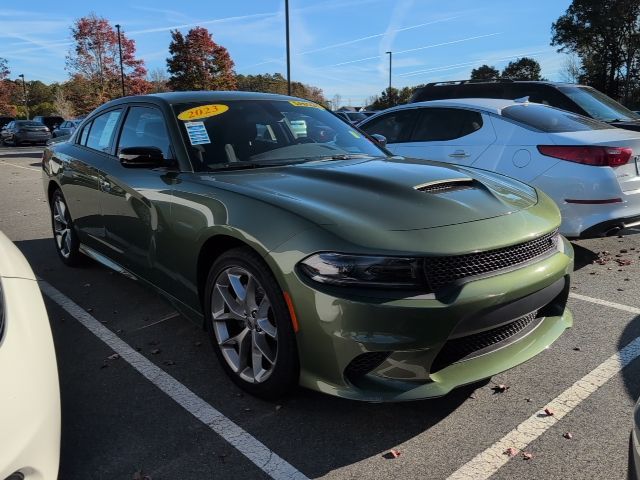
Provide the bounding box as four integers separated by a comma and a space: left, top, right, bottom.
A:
449, 150, 470, 159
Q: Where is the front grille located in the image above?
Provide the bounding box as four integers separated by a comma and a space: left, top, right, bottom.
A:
431, 311, 540, 372
424, 230, 558, 290
416, 179, 476, 194
345, 351, 391, 382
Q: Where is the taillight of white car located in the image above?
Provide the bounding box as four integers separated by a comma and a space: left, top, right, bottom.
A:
537, 145, 632, 167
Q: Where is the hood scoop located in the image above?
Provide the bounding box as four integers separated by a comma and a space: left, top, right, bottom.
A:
414, 177, 477, 194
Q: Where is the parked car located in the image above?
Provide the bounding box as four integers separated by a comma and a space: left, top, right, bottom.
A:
32, 115, 65, 133
0, 230, 60, 479
335, 111, 376, 124
0, 116, 14, 131
409, 80, 640, 132
360, 98, 640, 238
1, 120, 51, 146
42, 91, 573, 401
52, 119, 81, 138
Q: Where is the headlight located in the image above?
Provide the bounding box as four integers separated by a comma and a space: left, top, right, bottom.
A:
299, 253, 425, 289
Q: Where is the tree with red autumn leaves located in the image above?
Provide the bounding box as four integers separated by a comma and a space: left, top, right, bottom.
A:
167, 27, 236, 91
66, 14, 150, 109
0, 57, 17, 116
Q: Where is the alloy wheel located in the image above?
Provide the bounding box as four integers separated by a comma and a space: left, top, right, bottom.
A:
53, 195, 72, 259
211, 266, 278, 383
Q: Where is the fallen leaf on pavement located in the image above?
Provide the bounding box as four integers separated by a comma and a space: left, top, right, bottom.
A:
491, 384, 509, 393
573, 347, 582, 351
504, 447, 519, 457
163, 360, 176, 366
107, 353, 120, 360
151, 349, 161, 355
544, 407, 555, 416
563, 432, 573, 439
384, 449, 401, 459
522, 452, 533, 460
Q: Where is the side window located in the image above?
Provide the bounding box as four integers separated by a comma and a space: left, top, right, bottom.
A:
6, 122, 14, 129
117, 106, 172, 159
362, 109, 420, 144
412, 108, 483, 142
85, 109, 122, 153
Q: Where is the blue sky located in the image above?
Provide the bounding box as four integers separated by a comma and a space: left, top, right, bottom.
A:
0, 0, 572, 105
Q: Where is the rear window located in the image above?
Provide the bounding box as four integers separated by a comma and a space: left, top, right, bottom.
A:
16, 121, 45, 127
557, 86, 640, 122
501, 104, 614, 132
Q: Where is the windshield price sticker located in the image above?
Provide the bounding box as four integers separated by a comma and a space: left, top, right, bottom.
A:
289, 100, 323, 109
185, 121, 211, 145
178, 104, 229, 121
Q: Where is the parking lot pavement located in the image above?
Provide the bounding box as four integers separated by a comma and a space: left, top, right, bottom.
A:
2, 147, 640, 479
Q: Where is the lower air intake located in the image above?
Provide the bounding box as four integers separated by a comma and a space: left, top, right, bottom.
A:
431, 311, 541, 373
345, 351, 391, 382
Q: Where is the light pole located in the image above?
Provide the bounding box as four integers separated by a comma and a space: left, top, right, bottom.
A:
115, 24, 126, 97
386, 51, 392, 93
285, 0, 291, 95
18, 74, 28, 120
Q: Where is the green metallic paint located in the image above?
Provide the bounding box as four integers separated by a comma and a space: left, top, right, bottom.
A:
42, 92, 574, 401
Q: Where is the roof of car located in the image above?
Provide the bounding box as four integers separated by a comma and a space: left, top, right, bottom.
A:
384, 98, 533, 116
149, 91, 304, 103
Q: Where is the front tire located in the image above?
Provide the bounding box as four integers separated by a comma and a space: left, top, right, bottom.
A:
50, 189, 83, 266
204, 247, 299, 399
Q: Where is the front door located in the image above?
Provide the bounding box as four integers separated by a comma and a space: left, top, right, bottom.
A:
97, 105, 176, 283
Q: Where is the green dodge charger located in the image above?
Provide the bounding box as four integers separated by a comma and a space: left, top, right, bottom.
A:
42, 91, 573, 401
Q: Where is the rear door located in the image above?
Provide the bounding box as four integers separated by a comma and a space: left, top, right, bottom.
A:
392, 107, 496, 164
62, 109, 123, 250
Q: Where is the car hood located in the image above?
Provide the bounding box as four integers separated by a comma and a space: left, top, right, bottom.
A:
197, 157, 538, 231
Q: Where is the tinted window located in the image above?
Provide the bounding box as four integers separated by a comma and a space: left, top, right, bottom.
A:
361, 109, 420, 143
502, 104, 614, 132
118, 107, 172, 159
16, 121, 45, 127
85, 110, 122, 153
412, 108, 483, 141
173, 100, 386, 171
558, 85, 640, 122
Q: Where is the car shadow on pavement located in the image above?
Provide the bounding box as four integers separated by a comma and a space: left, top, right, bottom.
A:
0, 152, 43, 159
274, 380, 487, 477
619, 314, 640, 404
15, 236, 489, 478
571, 242, 598, 271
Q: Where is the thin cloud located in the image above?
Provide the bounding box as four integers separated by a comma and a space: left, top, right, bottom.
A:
327, 32, 502, 67
126, 12, 277, 36
297, 16, 459, 56
398, 50, 548, 78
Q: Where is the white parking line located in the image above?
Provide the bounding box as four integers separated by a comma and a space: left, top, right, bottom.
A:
39, 280, 309, 480
448, 335, 640, 479
0, 161, 40, 172
448, 293, 640, 480
570, 292, 640, 315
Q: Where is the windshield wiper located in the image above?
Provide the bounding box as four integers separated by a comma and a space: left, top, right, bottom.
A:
305, 153, 375, 162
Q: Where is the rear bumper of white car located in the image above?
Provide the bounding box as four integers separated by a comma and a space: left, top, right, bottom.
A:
534, 162, 640, 238
557, 192, 640, 238
0, 276, 60, 480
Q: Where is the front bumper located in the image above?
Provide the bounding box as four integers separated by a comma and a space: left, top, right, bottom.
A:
0, 277, 60, 479
272, 234, 573, 402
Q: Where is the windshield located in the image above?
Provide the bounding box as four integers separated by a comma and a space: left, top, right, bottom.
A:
502, 103, 614, 133
172, 100, 386, 171
558, 86, 640, 122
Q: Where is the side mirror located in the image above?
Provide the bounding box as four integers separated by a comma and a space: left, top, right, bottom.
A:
118, 146, 164, 168
370, 134, 387, 148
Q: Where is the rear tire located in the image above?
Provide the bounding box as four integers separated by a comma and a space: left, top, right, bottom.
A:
204, 247, 299, 399
50, 189, 83, 266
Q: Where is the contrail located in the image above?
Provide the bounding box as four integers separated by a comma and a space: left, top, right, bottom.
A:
127, 12, 277, 35
297, 16, 459, 56
327, 32, 501, 67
